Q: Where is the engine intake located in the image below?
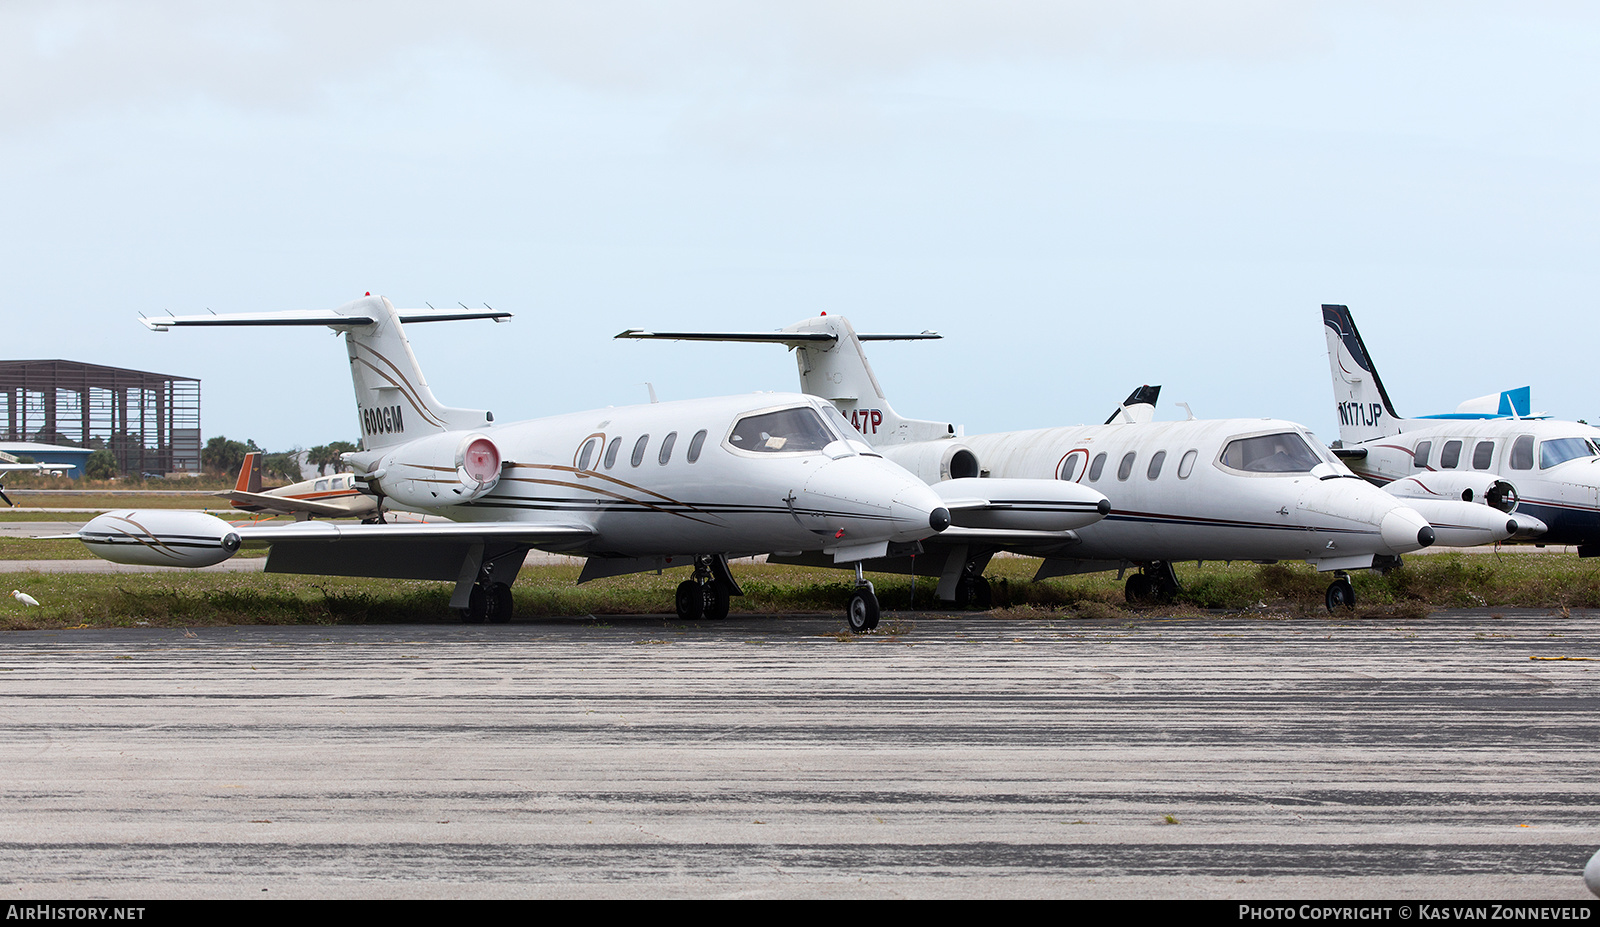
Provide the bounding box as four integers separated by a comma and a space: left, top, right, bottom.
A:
365, 432, 502, 509
876, 441, 980, 484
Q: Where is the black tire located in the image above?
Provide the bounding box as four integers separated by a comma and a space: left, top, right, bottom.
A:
1125, 573, 1155, 605
676, 580, 705, 621
460, 584, 487, 624
704, 583, 730, 621
1325, 579, 1355, 612
847, 589, 880, 633
486, 583, 514, 624
955, 575, 993, 610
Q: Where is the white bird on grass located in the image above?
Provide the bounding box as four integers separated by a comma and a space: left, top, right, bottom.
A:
11, 590, 39, 607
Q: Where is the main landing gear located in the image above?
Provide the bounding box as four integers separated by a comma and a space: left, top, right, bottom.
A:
1324, 572, 1355, 612
847, 561, 880, 634
460, 581, 514, 624
674, 555, 736, 621
1125, 561, 1180, 605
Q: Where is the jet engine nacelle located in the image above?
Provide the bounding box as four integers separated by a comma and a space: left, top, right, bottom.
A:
1392, 498, 1520, 548
933, 477, 1111, 532
1384, 473, 1518, 513
876, 441, 981, 484
77, 510, 241, 567
366, 432, 502, 509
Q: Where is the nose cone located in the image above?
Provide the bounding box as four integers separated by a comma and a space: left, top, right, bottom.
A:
1381, 506, 1435, 554
803, 456, 949, 546
890, 480, 951, 542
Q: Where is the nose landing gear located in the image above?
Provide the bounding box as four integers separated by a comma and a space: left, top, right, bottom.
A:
846, 561, 880, 633
1325, 572, 1355, 611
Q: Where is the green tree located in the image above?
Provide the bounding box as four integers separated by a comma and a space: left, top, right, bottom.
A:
262, 451, 304, 482
85, 449, 118, 480
307, 440, 359, 475
200, 436, 261, 475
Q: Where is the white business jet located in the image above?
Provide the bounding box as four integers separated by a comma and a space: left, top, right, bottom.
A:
1323, 303, 1600, 552
619, 314, 1445, 611
60, 296, 1108, 632
221, 452, 379, 521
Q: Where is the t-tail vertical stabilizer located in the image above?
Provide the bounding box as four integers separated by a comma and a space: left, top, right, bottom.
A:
616, 314, 955, 446
1322, 303, 1401, 445
143, 295, 508, 452
338, 295, 498, 451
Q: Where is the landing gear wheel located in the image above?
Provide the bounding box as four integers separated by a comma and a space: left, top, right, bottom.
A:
1325, 578, 1355, 612
485, 583, 513, 624
955, 574, 993, 610
1125, 573, 1155, 605
460, 584, 488, 624
1151, 574, 1178, 605
676, 580, 706, 621
847, 589, 880, 634
703, 582, 731, 621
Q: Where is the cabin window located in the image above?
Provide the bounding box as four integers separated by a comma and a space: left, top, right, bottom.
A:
687, 429, 707, 463
1177, 449, 1198, 479
1117, 452, 1136, 481
1540, 438, 1594, 469
1413, 441, 1431, 469
332, 477, 345, 490
1440, 440, 1462, 469
1147, 451, 1166, 480
578, 438, 600, 471
604, 437, 622, 469
1472, 441, 1495, 470
1510, 435, 1534, 470
1059, 455, 1079, 482
729, 406, 835, 454
1088, 452, 1108, 482
658, 431, 678, 465
1219, 432, 1322, 474
315, 480, 328, 492
631, 435, 649, 467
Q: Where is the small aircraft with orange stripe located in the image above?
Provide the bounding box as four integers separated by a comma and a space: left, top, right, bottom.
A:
221, 452, 379, 521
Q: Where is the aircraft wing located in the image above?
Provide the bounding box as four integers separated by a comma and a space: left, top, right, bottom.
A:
236, 520, 595, 582
0, 462, 75, 471
219, 490, 366, 518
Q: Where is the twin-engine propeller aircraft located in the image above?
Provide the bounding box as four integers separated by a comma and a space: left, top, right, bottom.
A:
1322, 303, 1600, 553
222, 452, 379, 521
58, 296, 1109, 632
619, 314, 1451, 611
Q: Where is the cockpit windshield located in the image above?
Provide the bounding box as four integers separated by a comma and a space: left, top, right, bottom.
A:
728, 406, 839, 454
818, 404, 876, 456
1539, 437, 1600, 469
1220, 432, 1324, 474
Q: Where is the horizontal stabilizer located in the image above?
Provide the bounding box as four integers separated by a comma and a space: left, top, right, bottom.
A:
615, 328, 939, 344
143, 307, 511, 331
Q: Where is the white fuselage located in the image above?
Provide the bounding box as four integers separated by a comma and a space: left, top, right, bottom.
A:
954, 418, 1431, 569
401, 393, 947, 560
1342, 418, 1600, 549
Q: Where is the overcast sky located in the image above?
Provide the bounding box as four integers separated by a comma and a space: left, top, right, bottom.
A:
6, 1, 1596, 452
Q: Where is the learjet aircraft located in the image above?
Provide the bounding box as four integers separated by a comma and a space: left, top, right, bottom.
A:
620, 314, 1446, 611
59, 296, 1109, 631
